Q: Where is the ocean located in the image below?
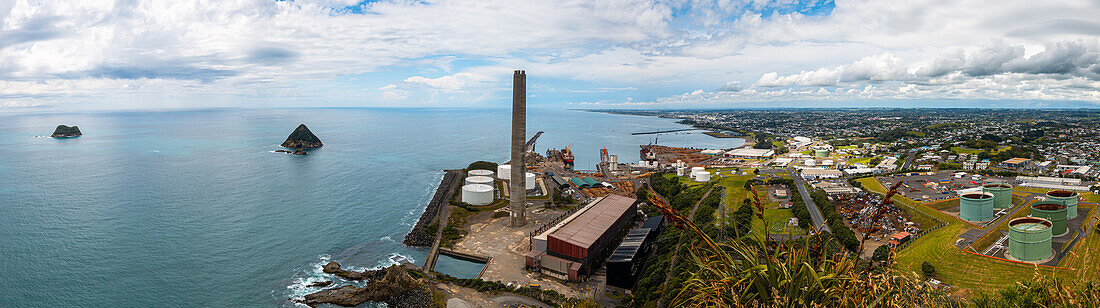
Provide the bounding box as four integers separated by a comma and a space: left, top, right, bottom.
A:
0, 108, 742, 306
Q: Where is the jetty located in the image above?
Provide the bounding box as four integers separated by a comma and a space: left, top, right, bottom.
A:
631, 128, 697, 135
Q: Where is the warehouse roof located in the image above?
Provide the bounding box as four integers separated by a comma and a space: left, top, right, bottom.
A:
608, 228, 651, 263
550, 194, 637, 249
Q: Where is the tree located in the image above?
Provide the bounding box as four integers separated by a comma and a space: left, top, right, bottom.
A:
921, 261, 936, 278
869, 157, 883, 166
467, 161, 497, 171
872, 245, 892, 262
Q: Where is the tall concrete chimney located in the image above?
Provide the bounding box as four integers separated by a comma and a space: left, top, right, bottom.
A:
509, 70, 527, 227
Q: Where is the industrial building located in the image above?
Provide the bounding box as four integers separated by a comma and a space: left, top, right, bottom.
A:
1016, 176, 1089, 191
527, 195, 638, 280
725, 148, 775, 158
800, 168, 843, 180
606, 215, 664, 289
1007, 217, 1054, 263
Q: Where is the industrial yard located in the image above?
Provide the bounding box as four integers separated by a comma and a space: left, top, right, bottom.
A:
399, 73, 1100, 307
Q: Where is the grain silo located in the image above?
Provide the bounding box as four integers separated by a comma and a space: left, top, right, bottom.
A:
1030, 201, 1068, 237
465, 176, 495, 186
469, 169, 494, 178
982, 183, 1013, 209
461, 184, 494, 206
497, 164, 512, 180
1007, 217, 1053, 263
525, 172, 536, 190
959, 192, 994, 222
1046, 190, 1079, 219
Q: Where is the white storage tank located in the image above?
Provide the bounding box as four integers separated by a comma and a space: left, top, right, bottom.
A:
804, 159, 816, 167
525, 173, 536, 190
469, 169, 494, 178
676, 166, 687, 177
497, 165, 512, 180
461, 184, 494, 206
466, 176, 494, 186
691, 167, 705, 174
694, 171, 711, 182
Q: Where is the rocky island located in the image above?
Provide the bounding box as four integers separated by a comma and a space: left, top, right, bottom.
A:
281, 124, 323, 149
50, 125, 82, 138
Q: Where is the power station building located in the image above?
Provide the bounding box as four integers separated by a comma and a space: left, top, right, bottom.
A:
605, 215, 664, 289
527, 195, 638, 280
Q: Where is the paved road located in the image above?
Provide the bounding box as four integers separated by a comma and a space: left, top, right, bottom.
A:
900, 149, 918, 170
790, 170, 831, 232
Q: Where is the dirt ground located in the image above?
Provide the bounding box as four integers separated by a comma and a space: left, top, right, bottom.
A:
451, 204, 582, 297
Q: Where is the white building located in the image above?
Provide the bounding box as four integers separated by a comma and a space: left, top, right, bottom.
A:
725, 148, 775, 158
801, 168, 843, 180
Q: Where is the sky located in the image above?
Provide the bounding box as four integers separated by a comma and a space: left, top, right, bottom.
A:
0, 0, 1098, 111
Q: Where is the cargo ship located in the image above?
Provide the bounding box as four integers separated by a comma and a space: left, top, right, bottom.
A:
561, 146, 575, 169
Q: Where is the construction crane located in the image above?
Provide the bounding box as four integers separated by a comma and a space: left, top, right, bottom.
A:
525, 131, 543, 153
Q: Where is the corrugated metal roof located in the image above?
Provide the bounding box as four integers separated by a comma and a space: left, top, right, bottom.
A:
642, 215, 664, 230
608, 228, 651, 263
583, 178, 600, 186
550, 194, 636, 249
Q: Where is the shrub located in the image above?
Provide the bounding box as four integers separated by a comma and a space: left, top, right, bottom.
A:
921, 261, 936, 278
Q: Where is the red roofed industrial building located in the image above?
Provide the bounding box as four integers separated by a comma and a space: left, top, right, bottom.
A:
527, 194, 637, 280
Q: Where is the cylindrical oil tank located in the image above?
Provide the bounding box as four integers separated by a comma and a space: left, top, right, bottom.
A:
803, 159, 816, 167
983, 183, 1013, 209
462, 184, 494, 206
694, 171, 711, 182
960, 192, 994, 222
525, 173, 536, 190
676, 167, 687, 177
1008, 217, 1053, 262
497, 165, 511, 180
814, 150, 828, 158
468, 169, 494, 178
691, 167, 705, 174
465, 176, 494, 186
1046, 190, 1079, 219
1031, 201, 1068, 237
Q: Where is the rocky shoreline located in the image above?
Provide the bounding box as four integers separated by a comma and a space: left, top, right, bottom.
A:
403, 169, 462, 246
296, 262, 430, 307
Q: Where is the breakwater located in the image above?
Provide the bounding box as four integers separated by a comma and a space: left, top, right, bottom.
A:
403, 169, 462, 246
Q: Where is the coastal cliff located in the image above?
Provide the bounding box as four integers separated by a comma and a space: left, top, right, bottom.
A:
50, 125, 82, 138
281, 124, 323, 149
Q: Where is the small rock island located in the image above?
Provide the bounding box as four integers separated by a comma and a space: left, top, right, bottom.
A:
281, 124, 323, 150
51, 125, 82, 138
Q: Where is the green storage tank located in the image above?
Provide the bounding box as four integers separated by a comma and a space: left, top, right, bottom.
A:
1031, 201, 1068, 237
814, 150, 829, 158
983, 183, 1013, 209
1046, 190, 1079, 219
1007, 217, 1053, 263
960, 192, 994, 222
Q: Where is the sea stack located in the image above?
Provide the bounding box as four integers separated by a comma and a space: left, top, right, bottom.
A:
281, 124, 323, 149
50, 125, 82, 138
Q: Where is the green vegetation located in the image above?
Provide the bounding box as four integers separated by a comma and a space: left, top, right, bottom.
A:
937, 162, 962, 170
926, 122, 962, 130
465, 161, 497, 171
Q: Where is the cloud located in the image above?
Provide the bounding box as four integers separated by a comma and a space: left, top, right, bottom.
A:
1, 0, 1098, 109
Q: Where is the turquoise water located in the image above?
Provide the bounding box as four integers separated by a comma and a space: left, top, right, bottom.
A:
0, 108, 741, 306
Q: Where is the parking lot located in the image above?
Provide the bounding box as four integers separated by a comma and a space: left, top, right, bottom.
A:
876, 171, 1014, 203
